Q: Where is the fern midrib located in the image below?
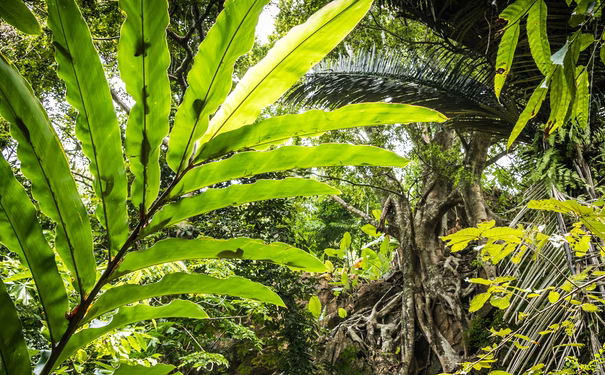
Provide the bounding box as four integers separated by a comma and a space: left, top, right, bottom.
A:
140, 0, 148, 213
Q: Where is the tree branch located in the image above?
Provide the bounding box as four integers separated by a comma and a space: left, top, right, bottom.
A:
311, 172, 404, 197
485, 146, 513, 167
331, 195, 379, 228
433, 189, 463, 224
110, 87, 131, 114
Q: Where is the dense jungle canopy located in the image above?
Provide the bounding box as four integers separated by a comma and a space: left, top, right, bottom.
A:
0, 0, 604, 374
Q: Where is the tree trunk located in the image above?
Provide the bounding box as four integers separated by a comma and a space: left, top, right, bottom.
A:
320, 128, 494, 374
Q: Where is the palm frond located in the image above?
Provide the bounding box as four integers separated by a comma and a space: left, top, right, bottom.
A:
284, 48, 526, 137
499, 182, 605, 374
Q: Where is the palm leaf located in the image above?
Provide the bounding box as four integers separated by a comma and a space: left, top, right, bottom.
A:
47, 0, 129, 259
55, 300, 208, 369
142, 178, 340, 236
0, 54, 95, 295
283, 49, 522, 136
167, 0, 269, 174
0, 280, 30, 375
0, 0, 41, 35
109, 237, 327, 280
172, 144, 408, 197
198, 0, 373, 146
83, 273, 283, 324
0, 154, 69, 344
194, 103, 445, 163
118, 0, 171, 212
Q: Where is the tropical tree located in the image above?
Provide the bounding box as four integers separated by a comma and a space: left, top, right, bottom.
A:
0, 0, 445, 373
280, 0, 605, 373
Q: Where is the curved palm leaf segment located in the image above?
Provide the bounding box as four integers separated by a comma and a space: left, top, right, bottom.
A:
284, 48, 528, 139
0, 0, 451, 372
110, 237, 329, 280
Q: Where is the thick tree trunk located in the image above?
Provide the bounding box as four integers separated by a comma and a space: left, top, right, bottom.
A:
320, 128, 495, 374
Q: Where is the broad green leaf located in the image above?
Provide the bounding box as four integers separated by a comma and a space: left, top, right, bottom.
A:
548, 291, 560, 303
545, 66, 572, 134
489, 371, 513, 375
571, 67, 589, 128
527, 0, 551, 75
0, 0, 41, 35
0, 54, 95, 294
490, 295, 511, 309
109, 237, 327, 280
499, 0, 532, 28
47, 0, 128, 257
441, 221, 496, 252
308, 295, 321, 319
195, 103, 446, 163
83, 273, 283, 324
379, 237, 390, 255
143, 178, 340, 236
0, 280, 31, 375
0, 155, 69, 344
507, 74, 550, 148
171, 144, 408, 197
113, 364, 176, 375
118, 0, 170, 211
167, 0, 269, 173
55, 300, 208, 369
601, 45, 605, 65
469, 292, 491, 312
340, 232, 352, 250
580, 303, 599, 312
578, 33, 594, 51
198, 0, 373, 145
494, 0, 533, 99
495, 22, 520, 99
361, 224, 380, 237
338, 308, 348, 318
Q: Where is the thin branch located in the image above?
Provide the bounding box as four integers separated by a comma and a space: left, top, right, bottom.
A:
311, 172, 404, 197
72, 171, 93, 182
92, 36, 119, 41
110, 87, 131, 114
331, 195, 379, 228
485, 146, 513, 167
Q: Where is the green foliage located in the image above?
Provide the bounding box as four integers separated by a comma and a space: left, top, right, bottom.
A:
497, 0, 603, 147
0, 0, 41, 35
0, 0, 450, 373
443, 198, 605, 374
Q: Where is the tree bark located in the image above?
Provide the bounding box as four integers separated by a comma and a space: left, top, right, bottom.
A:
322, 128, 496, 374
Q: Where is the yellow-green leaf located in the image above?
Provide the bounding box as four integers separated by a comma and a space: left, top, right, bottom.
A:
308, 295, 321, 319
495, 22, 520, 99
580, 303, 599, 312
507, 74, 551, 148
490, 295, 511, 309
527, 0, 551, 75
469, 292, 491, 312
548, 291, 560, 303
338, 308, 348, 318
199, 0, 373, 145
167, 0, 269, 173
